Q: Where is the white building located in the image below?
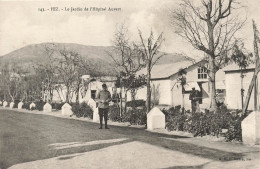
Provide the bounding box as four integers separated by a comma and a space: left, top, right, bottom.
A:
136, 60, 225, 110
224, 64, 259, 110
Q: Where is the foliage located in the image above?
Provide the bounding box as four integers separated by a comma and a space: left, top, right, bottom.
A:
225, 116, 242, 142
71, 102, 93, 118
22, 102, 30, 110
164, 104, 242, 141
35, 100, 46, 111
13, 100, 20, 108
52, 102, 64, 110
165, 106, 187, 131
126, 99, 146, 107
108, 105, 121, 122
231, 41, 253, 69
108, 105, 147, 125
122, 107, 147, 125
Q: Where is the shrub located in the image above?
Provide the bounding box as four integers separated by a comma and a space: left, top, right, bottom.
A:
13, 100, 20, 108
108, 105, 121, 122
108, 105, 147, 125
225, 112, 242, 142
22, 102, 30, 110
126, 100, 146, 107
35, 100, 46, 111
164, 104, 242, 141
72, 102, 93, 118
165, 106, 188, 131
52, 102, 64, 110
122, 107, 147, 125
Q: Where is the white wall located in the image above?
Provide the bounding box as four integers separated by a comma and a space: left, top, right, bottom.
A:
225, 70, 260, 110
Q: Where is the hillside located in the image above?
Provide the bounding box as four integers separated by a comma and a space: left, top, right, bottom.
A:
0, 43, 194, 75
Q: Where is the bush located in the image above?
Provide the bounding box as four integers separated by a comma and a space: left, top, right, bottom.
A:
52, 102, 64, 110
35, 100, 46, 111
225, 113, 242, 142
165, 106, 188, 131
13, 100, 20, 108
108, 105, 147, 125
71, 102, 93, 118
22, 102, 30, 110
108, 105, 121, 122
122, 107, 147, 125
164, 104, 242, 141
126, 100, 146, 107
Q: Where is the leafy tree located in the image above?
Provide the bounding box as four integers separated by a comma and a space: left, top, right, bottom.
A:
231, 41, 253, 108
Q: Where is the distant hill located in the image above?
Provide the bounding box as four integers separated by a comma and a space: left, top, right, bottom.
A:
0, 43, 194, 76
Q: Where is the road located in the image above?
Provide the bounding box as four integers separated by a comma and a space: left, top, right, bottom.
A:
0, 109, 259, 169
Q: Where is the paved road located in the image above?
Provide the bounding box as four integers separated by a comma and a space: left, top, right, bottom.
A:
0, 109, 257, 169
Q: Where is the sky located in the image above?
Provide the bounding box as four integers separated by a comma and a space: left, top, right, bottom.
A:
0, 0, 260, 59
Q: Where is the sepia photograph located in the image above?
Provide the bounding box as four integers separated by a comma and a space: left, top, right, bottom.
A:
0, 0, 260, 168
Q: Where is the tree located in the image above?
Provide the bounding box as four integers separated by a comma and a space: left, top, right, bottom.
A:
177, 68, 187, 110
139, 30, 164, 113
34, 45, 57, 103
109, 24, 146, 115
242, 20, 260, 114
0, 63, 25, 102
171, 0, 245, 110
57, 48, 91, 103
231, 40, 253, 108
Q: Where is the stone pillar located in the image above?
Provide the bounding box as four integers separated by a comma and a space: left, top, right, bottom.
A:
62, 103, 73, 116
242, 111, 260, 145
147, 107, 165, 130
30, 102, 36, 110
88, 99, 97, 110
10, 102, 14, 109
3, 101, 8, 108
18, 102, 23, 109
93, 108, 99, 122
43, 103, 52, 113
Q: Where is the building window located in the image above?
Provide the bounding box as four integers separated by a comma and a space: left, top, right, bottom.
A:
91, 90, 96, 99
198, 67, 207, 79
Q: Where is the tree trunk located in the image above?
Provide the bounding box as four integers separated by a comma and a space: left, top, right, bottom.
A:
66, 86, 70, 103
242, 71, 258, 114
119, 87, 123, 120
75, 83, 80, 104
124, 90, 127, 114
208, 62, 217, 110
130, 89, 136, 101
241, 69, 244, 108
208, 24, 217, 111
146, 63, 151, 113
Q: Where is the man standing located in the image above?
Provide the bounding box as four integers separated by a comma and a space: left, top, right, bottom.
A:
189, 87, 199, 113
96, 83, 111, 129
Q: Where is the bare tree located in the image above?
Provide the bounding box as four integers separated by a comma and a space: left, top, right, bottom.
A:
109, 24, 146, 115
0, 63, 24, 102
139, 30, 164, 113
171, 0, 245, 110
34, 45, 57, 103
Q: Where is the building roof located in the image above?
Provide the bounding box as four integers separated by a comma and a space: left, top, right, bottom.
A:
223, 63, 256, 72
137, 60, 206, 79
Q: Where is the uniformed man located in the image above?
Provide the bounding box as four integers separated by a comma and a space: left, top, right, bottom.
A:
96, 83, 111, 129
189, 87, 199, 113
